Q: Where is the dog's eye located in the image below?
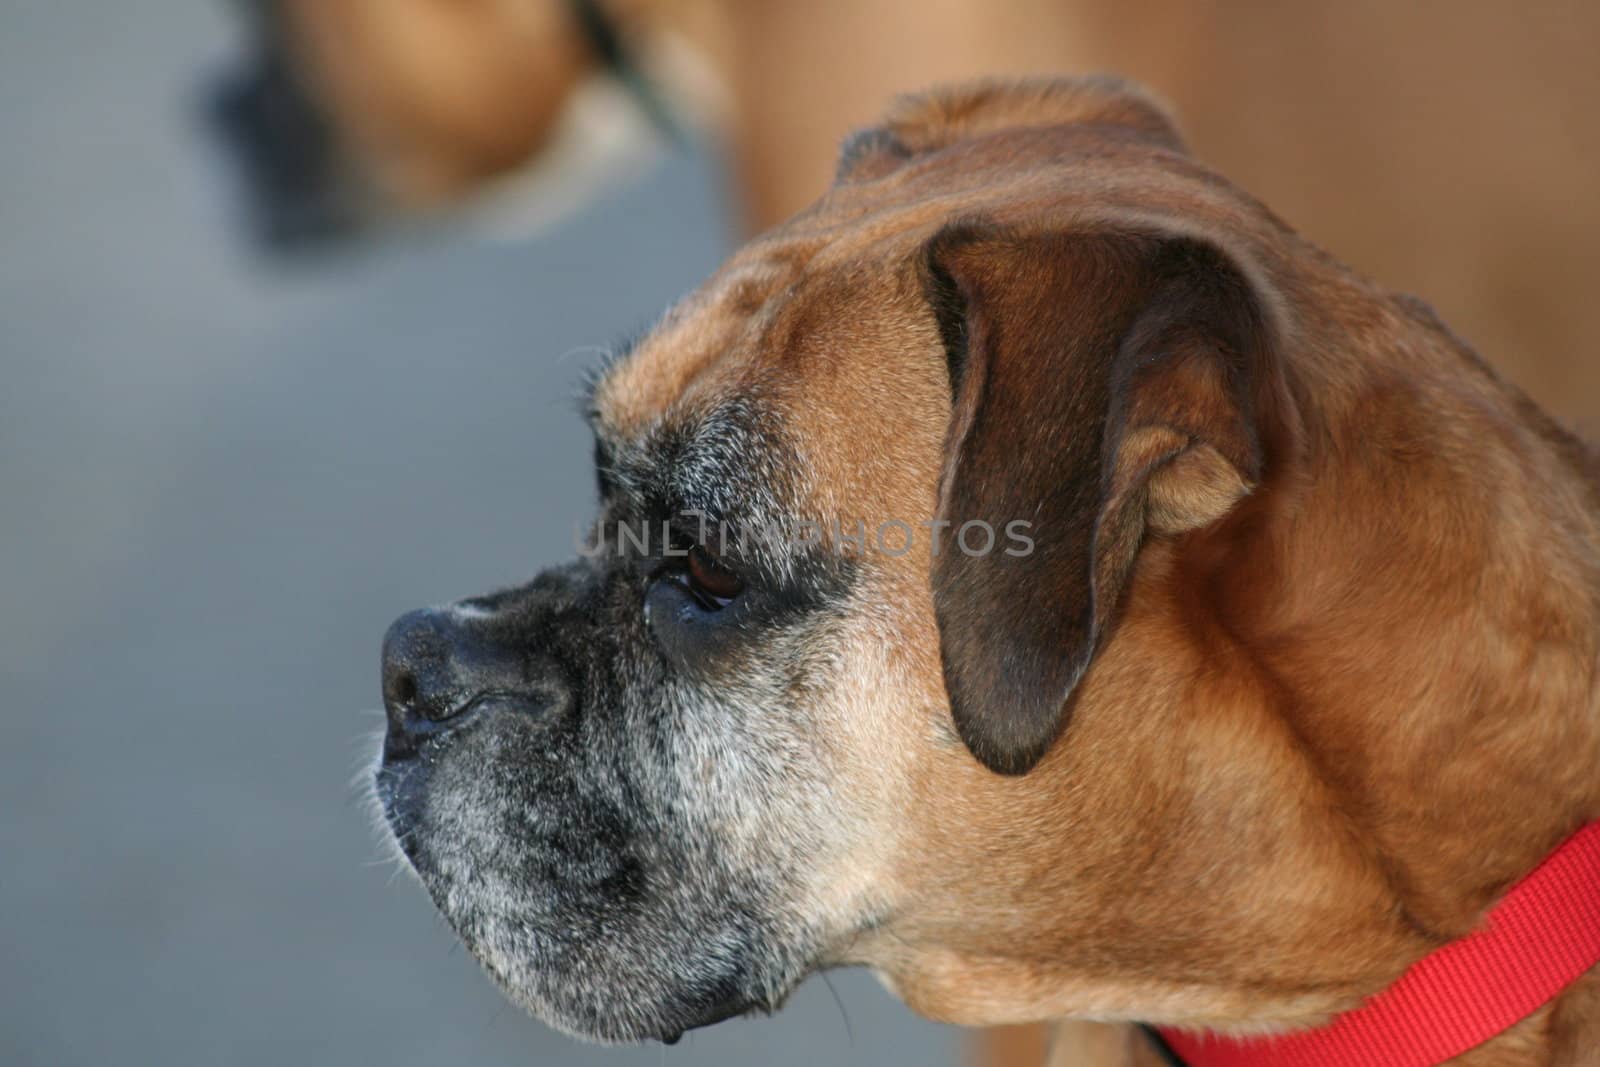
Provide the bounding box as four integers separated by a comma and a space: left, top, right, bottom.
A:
644, 542, 749, 666
683, 545, 744, 608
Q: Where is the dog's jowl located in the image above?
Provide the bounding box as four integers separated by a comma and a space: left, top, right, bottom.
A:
374, 77, 1600, 1061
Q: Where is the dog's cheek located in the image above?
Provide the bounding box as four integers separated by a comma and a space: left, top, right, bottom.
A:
670, 606, 930, 958
807, 616, 939, 917
402, 711, 681, 1039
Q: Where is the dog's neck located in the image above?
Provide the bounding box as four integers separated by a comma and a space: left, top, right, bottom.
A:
1260, 288, 1600, 937
879, 285, 1600, 1065
1238, 297, 1600, 1064
1136, 290, 1600, 1064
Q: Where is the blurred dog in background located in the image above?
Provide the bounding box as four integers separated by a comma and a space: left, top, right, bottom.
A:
207, 0, 713, 246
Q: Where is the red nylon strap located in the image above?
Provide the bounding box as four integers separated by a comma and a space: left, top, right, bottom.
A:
1157, 821, 1600, 1067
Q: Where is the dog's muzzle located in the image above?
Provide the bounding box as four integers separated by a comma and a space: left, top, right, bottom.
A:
368, 567, 811, 1044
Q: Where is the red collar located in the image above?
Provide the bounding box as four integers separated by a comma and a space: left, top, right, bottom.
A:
1156, 821, 1600, 1067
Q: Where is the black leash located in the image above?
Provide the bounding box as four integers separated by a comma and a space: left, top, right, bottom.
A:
566, 0, 685, 144
1140, 1024, 1190, 1067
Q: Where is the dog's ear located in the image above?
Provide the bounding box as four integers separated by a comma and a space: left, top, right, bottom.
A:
838, 76, 1185, 184
923, 225, 1273, 775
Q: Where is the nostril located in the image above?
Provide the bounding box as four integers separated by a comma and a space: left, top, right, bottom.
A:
387, 670, 418, 710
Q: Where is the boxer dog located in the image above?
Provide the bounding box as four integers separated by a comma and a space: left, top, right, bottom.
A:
371, 78, 1600, 1065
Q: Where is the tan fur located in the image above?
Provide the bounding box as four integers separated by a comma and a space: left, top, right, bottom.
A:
591, 79, 1600, 1066
876, 76, 1187, 157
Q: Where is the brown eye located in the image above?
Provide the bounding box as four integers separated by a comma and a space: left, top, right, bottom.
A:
685, 545, 743, 606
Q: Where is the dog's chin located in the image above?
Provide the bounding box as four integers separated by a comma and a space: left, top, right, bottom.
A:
417, 893, 767, 1046
496, 968, 766, 1047
371, 747, 789, 1045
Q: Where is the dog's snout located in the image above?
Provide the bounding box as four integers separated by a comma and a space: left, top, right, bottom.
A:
381, 607, 560, 757
381, 609, 462, 735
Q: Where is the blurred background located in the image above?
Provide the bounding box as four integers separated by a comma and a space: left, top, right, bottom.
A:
2, 2, 1594, 1066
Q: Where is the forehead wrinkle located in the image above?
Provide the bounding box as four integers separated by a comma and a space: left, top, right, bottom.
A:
719, 257, 807, 315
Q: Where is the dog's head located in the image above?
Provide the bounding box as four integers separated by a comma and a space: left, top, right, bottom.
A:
374, 78, 1435, 1041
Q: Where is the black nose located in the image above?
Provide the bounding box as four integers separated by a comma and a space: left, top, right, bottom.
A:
382, 609, 462, 742
380, 605, 568, 758
380, 608, 500, 755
